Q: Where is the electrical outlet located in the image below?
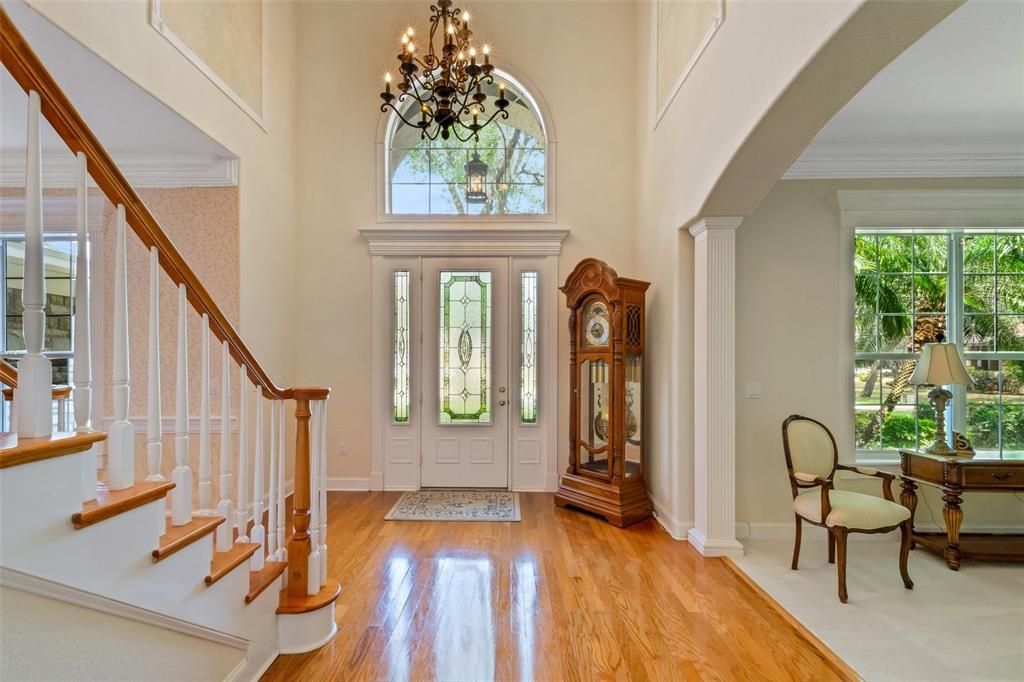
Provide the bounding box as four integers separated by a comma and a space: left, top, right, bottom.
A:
745, 382, 762, 399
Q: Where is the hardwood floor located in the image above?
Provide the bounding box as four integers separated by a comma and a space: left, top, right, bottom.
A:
263, 492, 850, 682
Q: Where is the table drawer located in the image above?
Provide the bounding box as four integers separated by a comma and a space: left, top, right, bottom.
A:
963, 466, 1022, 488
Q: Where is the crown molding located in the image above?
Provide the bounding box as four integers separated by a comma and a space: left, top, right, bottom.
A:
836, 189, 1024, 228
0, 151, 238, 188
359, 227, 570, 256
784, 141, 1024, 180
687, 216, 743, 238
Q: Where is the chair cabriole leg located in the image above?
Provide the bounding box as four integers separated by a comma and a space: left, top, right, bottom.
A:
833, 527, 848, 604
828, 529, 835, 564
791, 514, 802, 570
899, 520, 914, 590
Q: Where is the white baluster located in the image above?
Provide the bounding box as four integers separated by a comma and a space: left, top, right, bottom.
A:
266, 399, 279, 560
107, 204, 134, 490
145, 247, 164, 482
235, 372, 250, 543
275, 400, 287, 563
250, 393, 265, 570
198, 314, 212, 514
170, 284, 192, 526
56, 399, 66, 431
319, 398, 328, 586
307, 400, 322, 595
215, 340, 233, 551
16, 90, 52, 438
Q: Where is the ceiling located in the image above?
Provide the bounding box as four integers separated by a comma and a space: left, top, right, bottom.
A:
787, 0, 1024, 178
1, 0, 235, 186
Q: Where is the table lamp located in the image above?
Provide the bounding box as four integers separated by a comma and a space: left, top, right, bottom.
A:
910, 342, 973, 456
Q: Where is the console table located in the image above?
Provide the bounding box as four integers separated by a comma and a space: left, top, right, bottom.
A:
899, 449, 1024, 570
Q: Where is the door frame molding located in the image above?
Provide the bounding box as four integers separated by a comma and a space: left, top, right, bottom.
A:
360, 227, 569, 492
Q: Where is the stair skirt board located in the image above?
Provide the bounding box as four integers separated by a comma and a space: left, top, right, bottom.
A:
278, 604, 339, 654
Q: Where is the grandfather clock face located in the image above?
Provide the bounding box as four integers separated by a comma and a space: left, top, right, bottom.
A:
581, 300, 610, 348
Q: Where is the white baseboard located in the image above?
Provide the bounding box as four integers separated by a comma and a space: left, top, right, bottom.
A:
687, 527, 745, 557
326, 477, 370, 491
650, 496, 692, 541
735, 520, 1024, 542
369, 471, 383, 491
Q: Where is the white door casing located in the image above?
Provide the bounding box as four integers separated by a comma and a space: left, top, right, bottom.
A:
362, 227, 567, 492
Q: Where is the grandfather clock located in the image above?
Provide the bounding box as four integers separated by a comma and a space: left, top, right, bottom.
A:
556, 258, 652, 527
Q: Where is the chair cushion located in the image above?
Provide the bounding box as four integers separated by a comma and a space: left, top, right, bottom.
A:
794, 488, 911, 530
786, 420, 835, 479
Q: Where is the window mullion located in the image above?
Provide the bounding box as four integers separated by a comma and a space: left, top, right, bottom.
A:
949, 232, 967, 436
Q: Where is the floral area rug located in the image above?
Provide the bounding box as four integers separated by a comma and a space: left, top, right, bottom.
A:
384, 490, 521, 522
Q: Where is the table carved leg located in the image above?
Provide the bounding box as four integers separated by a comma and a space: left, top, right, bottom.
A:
941, 487, 963, 571
900, 478, 918, 550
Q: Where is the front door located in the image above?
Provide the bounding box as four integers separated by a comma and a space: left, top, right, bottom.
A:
420, 258, 509, 488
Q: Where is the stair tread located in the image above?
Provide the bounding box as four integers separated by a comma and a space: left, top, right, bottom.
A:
246, 561, 287, 604
277, 579, 342, 615
153, 515, 225, 563
206, 542, 260, 586
72, 480, 176, 530
0, 431, 106, 470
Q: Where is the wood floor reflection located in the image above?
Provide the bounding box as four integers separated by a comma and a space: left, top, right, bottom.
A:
262, 492, 847, 681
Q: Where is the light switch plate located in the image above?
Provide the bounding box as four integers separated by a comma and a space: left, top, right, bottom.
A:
745, 382, 762, 399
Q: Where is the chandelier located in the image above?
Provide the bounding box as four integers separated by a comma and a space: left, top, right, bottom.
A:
379, 0, 509, 142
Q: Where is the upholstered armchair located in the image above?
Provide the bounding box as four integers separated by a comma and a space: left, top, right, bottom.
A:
781, 415, 914, 603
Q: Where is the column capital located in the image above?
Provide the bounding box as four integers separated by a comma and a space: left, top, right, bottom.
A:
687, 216, 743, 238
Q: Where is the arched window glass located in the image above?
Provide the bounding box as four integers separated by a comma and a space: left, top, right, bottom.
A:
385, 72, 547, 216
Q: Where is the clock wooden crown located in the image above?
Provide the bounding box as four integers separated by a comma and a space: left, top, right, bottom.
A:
556, 258, 652, 527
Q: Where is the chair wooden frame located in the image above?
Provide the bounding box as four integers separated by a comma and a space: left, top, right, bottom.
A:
782, 414, 914, 603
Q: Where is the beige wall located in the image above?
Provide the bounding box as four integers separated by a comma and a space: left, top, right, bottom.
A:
736, 178, 1024, 528
291, 1, 640, 481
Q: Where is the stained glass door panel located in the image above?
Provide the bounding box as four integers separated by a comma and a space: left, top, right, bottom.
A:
421, 258, 509, 488
439, 271, 492, 424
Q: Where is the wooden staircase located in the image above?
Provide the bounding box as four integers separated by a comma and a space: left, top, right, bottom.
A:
0, 6, 339, 674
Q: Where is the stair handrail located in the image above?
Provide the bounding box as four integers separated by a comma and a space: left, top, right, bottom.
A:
0, 9, 326, 402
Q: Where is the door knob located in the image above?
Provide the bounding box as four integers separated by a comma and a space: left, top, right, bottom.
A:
498, 400, 507, 406
499, 386, 506, 393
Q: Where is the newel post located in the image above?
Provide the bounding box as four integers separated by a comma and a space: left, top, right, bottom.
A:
287, 396, 313, 597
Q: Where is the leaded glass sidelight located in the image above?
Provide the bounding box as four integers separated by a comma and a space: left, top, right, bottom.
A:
439, 270, 492, 424
393, 271, 411, 423
520, 271, 538, 424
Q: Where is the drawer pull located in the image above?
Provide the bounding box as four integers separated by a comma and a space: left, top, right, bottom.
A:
992, 472, 1015, 481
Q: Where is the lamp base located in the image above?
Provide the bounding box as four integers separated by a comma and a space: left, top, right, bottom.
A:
925, 440, 956, 456
925, 386, 955, 457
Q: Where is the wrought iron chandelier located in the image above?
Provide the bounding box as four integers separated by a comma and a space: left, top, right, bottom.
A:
379, 0, 509, 142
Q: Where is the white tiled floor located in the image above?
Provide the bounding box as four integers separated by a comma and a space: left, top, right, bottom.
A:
731, 535, 1024, 681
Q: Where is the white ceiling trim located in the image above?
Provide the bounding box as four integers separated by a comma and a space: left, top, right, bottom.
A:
785, 142, 1024, 180
0, 151, 238, 188
836, 190, 1024, 228
359, 227, 570, 256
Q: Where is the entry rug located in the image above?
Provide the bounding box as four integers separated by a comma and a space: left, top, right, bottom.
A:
384, 490, 521, 522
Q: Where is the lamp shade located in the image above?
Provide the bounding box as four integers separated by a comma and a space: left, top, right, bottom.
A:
910, 342, 973, 387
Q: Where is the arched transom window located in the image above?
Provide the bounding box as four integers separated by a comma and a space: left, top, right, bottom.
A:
385, 72, 548, 217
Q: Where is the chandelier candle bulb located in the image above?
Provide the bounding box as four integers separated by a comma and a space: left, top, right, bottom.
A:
483, 44, 490, 65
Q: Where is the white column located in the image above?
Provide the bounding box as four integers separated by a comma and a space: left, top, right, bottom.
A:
319, 399, 328, 585
275, 400, 287, 563
307, 400, 322, 594
16, 90, 52, 438
215, 340, 233, 551
106, 204, 134, 490
250, 394, 266, 570
145, 247, 164, 482
74, 153, 96, 502
687, 217, 744, 557
266, 399, 279, 559
170, 284, 192, 525
198, 314, 213, 514
235, 372, 250, 543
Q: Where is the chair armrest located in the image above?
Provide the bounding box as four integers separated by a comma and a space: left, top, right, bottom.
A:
837, 464, 895, 501
792, 471, 833, 520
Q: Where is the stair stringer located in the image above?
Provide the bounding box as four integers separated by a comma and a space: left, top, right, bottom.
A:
0, 451, 285, 678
